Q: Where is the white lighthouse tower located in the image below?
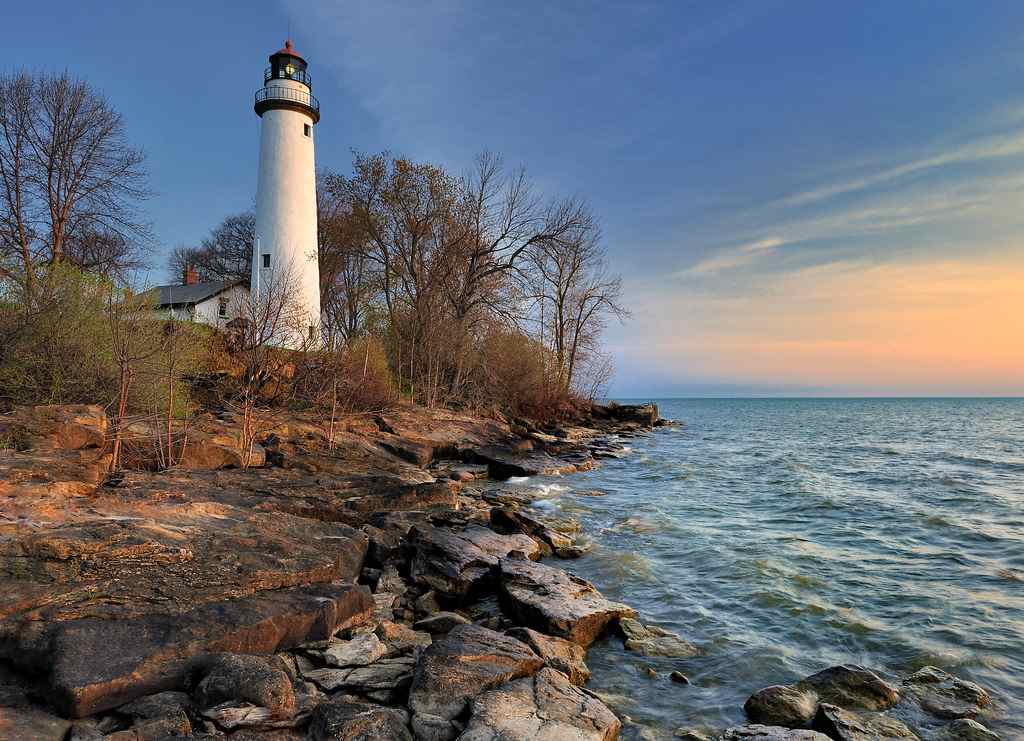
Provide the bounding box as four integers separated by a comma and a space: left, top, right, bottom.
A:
252, 39, 321, 346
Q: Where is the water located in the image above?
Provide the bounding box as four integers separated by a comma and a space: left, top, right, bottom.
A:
516, 398, 1024, 739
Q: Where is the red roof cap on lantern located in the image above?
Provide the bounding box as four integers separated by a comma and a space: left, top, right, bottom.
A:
273, 39, 304, 59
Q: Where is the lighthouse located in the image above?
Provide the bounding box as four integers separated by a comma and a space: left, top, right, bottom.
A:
252, 39, 321, 346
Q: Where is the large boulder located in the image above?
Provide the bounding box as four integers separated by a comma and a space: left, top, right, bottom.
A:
179, 431, 265, 469
467, 445, 581, 479
590, 402, 660, 427
744, 684, 819, 728
8, 583, 372, 717
496, 558, 636, 646
797, 665, 900, 712
10, 405, 108, 451
194, 654, 295, 717
506, 627, 591, 686
812, 703, 919, 740
309, 696, 412, 741
489, 508, 577, 558
901, 666, 991, 720
408, 624, 543, 740
458, 667, 620, 740
408, 524, 540, 597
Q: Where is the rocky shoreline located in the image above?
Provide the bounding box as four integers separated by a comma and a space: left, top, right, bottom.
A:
0, 402, 1003, 740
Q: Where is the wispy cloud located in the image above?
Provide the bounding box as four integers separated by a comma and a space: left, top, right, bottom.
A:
778, 129, 1024, 207
673, 236, 788, 277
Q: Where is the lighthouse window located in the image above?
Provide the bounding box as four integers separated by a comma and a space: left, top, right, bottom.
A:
303, 124, 311, 137
218, 297, 228, 317
262, 253, 271, 268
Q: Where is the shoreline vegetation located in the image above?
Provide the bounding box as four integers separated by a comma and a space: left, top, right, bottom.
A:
0, 70, 1004, 740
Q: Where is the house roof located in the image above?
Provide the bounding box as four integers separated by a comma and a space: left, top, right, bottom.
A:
147, 279, 246, 307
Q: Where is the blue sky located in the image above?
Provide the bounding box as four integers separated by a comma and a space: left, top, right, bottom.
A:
9, 1, 1024, 395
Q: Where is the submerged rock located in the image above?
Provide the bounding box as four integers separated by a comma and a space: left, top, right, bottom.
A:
933, 718, 1001, 741
798, 665, 900, 711
496, 558, 636, 646
902, 666, 991, 719
812, 703, 919, 740
407, 624, 543, 740
619, 617, 698, 658
458, 667, 621, 741
506, 627, 591, 686
720, 726, 831, 740
744, 684, 819, 728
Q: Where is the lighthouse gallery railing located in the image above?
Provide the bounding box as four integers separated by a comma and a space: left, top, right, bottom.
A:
254, 86, 320, 114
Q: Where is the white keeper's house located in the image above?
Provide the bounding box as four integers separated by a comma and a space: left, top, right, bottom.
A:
150, 266, 248, 327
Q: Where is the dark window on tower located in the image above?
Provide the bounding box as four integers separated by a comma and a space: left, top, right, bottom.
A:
262, 253, 271, 268
304, 123, 311, 137
308, 325, 316, 340
218, 297, 228, 317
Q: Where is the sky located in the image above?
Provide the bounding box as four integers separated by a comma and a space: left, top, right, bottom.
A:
8, 1, 1024, 396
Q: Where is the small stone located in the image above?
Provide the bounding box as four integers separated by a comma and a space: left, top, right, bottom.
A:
321, 633, 387, 668
413, 611, 471, 635
645, 667, 658, 678
813, 703, 919, 740
671, 671, 690, 685
745, 684, 819, 728
721, 725, 831, 740
194, 654, 295, 718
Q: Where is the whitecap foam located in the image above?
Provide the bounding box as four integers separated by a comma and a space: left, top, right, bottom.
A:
506, 476, 531, 484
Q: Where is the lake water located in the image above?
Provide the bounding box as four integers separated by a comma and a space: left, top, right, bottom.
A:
517, 398, 1024, 739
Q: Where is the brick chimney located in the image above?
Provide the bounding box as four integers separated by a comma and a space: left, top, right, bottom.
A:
183, 265, 199, 286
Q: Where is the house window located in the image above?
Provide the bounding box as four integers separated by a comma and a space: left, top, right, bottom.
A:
218, 297, 228, 318
303, 123, 311, 137
262, 253, 271, 268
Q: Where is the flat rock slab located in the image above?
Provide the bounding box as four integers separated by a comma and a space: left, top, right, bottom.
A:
408, 624, 543, 737
468, 446, 581, 479
619, 617, 698, 658
458, 667, 620, 741
9, 582, 372, 717
304, 655, 416, 694
408, 524, 540, 597
496, 558, 636, 646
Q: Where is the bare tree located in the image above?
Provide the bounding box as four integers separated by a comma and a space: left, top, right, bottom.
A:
166, 211, 254, 283
0, 71, 149, 303
527, 225, 627, 394
105, 287, 162, 471
227, 263, 314, 467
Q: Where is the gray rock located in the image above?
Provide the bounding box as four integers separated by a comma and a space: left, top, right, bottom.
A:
408, 524, 540, 597
902, 666, 991, 720
506, 627, 591, 685
489, 508, 576, 558
414, 611, 472, 635
720, 725, 831, 740
496, 558, 636, 646
457, 667, 621, 740
194, 654, 295, 717
321, 633, 388, 668
934, 718, 1001, 741
812, 703, 919, 740
408, 624, 543, 738
304, 655, 416, 693
798, 665, 900, 711
376, 620, 432, 655
415, 590, 443, 617
309, 696, 412, 741
744, 684, 819, 728
619, 617, 698, 658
